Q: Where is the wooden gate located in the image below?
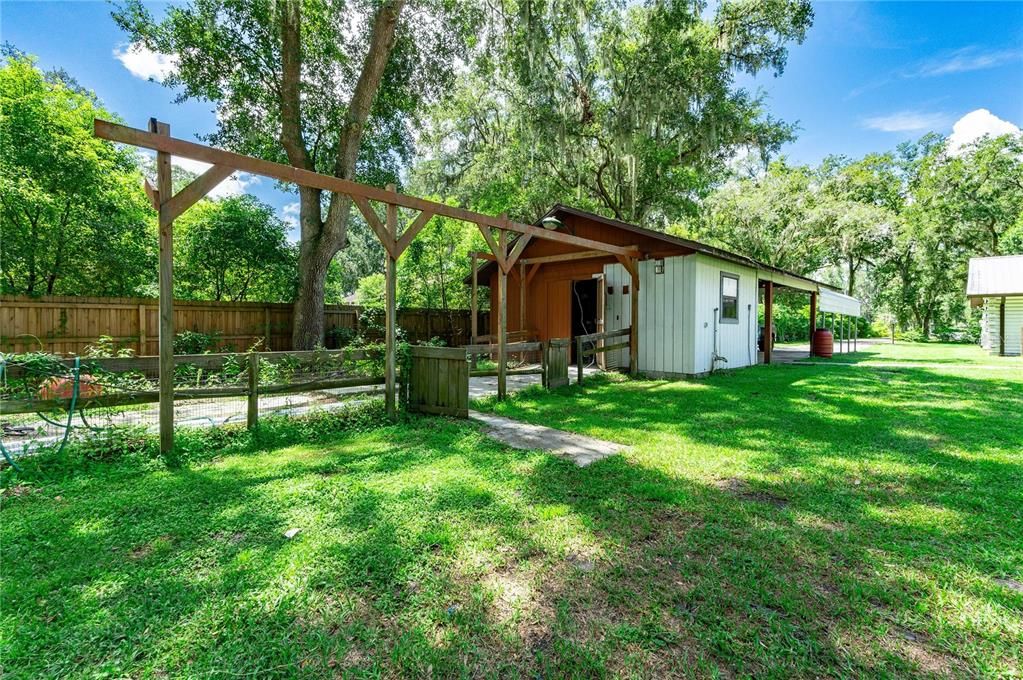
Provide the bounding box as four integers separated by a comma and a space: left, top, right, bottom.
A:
408, 345, 469, 417
545, 338, 570, 389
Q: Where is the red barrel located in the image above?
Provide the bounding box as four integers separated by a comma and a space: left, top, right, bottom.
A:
812, 328, 833, 358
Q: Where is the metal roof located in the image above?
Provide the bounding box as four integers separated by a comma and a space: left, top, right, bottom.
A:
818, 289, 862, 317
966, 256, 1023, 297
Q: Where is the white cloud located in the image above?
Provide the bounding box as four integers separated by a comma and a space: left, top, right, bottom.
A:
282, 202, 301, 228
947, 109, 1021, 154
916, 47, 1023, 77
114, 43, 177, 82
862, 111, 951, 133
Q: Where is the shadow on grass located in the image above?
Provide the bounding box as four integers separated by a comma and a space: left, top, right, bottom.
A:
3, 362, 1021, 676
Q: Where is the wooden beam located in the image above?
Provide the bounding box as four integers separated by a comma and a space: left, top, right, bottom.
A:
470, 251, 498, 262
521, 249, 618, 266
143, 179, 160, 210
353, 196, 396, 258
152, 118, 174, 455
504, 233, 533, 272
519, 261, 526, 332
477, 225, 505, 270
162, 164, 235, 224
395, 210, 434, 256
808, 291, 817, 357
470, 254, 478, 343
526, 263, 541, 286
384, 185, 398, 418
763, 281, 774, 365
497, 228, 508, 399
94, 120, 640, 258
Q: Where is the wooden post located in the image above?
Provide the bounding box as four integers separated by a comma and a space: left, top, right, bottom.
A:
496, 227, 508, 400
540, 340, 548, 388
153, 118, 175, 455
519, 261, 526, 332
385, 184, 398, 417
854, 317, 858, 351
808, 292, 817, 357
763, 281, 774, 365
247, 352, 258, 429
628, 263, 639, 374
576, 335, 584, 385
470, 253, 478, 342
999, 296, 1006, 356
138, 303, 147, 356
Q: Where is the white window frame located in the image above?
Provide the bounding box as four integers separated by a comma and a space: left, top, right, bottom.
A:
720, 273, 739, 324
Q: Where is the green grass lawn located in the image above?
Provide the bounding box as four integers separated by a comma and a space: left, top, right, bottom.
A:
2, 344, 1021, 677
799, 340, 1022, 367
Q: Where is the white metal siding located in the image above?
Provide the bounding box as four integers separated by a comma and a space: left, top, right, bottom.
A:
685, 254, 758, 375
983, 296, 1023, 356
602, 262, 631, 369
635, 257, 686, 375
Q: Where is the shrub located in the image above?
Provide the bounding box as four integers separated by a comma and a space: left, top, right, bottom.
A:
173, 330, 221, 355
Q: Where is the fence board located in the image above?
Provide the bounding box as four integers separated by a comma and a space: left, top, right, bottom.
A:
407, 345, 468, 418
1, 295, 489, 356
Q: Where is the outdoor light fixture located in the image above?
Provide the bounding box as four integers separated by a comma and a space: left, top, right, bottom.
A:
540, 216, 563, 230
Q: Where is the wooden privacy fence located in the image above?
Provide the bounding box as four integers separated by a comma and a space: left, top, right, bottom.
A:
576, 328, 631, 385
0, 295, 488, 356
406, 346, 469, 417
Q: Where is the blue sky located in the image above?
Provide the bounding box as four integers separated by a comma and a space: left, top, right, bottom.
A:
3, 1, 1022, 235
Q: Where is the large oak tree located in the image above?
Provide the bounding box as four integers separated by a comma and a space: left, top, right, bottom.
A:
115, 0, 477, 347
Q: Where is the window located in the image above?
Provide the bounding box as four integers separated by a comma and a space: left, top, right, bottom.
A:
720, 273, 739, 322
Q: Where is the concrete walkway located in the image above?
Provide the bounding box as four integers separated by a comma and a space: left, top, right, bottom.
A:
469, 410, 625, 466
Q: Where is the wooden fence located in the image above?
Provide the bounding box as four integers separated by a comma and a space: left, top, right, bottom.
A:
0, 295, 489, 356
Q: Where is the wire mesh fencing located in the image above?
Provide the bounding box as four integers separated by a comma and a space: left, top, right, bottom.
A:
0, 347, 386, 464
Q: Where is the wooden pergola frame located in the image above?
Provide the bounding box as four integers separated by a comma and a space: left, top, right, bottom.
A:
94, 118, 639, 453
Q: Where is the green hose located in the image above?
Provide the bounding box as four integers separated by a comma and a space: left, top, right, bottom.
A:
0, 357, 81, 472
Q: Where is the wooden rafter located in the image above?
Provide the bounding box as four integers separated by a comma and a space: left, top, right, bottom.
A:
526, 263, 541, 286
353, 196, 396, 258
503, 233, 533, 273
162, 164, 235, 225
143, 179, 160, 210
94, 120, 639, 259
396, 210, 434, 256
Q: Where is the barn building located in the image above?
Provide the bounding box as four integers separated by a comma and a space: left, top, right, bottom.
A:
469, 205, 861, 377
967, 255, 1023, 356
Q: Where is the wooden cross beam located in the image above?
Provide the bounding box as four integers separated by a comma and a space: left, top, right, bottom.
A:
94, 119, 640, 260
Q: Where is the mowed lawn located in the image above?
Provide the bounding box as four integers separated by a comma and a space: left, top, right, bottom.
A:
3, 345, 1022, 677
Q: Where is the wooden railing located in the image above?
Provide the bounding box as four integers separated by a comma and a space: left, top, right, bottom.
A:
0, 348, 384, 422
575, 328, 631, 385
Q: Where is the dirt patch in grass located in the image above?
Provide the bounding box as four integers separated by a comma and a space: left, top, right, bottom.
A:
994, 577, 1023, 593
715, 478, 789, 507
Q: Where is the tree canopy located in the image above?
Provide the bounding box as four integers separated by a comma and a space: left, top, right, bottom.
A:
0, 53, 155, 296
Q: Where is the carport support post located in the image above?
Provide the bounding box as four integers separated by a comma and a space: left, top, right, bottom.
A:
763, 281, 774, 364
999, 296, 1006, 356
153, 118, 174, 456
384, 184, 398, 418
497, 227, 508, 400
808, 292, 817, 357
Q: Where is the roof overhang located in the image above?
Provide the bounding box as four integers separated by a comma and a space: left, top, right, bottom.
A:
966, 255, 1023, 297
818, 288, 862, 317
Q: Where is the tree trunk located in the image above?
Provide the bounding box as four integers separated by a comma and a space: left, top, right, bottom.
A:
847, 257, 856, 297
285, 0, 407, 349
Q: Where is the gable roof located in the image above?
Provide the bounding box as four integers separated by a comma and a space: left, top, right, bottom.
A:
967, 255, 1023, 297
468, 204, 836, 293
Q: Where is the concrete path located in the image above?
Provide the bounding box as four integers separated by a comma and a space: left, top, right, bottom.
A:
469, 410, 625, 466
